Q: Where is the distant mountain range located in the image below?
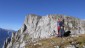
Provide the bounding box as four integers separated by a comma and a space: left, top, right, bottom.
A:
0, 28, 15, 48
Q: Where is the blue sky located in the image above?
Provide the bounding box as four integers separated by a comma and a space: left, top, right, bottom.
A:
0, 0, 85, 30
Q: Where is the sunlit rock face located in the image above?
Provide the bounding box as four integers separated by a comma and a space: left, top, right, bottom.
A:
22, 14, 58, 39
64, 16, 85, 35
4, 14, 85, 48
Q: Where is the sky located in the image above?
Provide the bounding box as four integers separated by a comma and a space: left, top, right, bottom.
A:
0, 0, 85, 30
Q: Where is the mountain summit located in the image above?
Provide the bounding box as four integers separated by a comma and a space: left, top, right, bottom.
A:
4, 14, 85, 48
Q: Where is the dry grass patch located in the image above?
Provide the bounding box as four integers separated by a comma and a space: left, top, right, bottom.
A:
25, 34, 85, 48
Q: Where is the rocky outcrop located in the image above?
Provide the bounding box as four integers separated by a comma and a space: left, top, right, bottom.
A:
4, 14, 85, 48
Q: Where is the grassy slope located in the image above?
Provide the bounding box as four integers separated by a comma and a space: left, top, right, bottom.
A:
25, 34, 85, 48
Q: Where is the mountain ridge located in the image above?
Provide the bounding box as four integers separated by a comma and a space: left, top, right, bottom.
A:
4, 14, 85, 48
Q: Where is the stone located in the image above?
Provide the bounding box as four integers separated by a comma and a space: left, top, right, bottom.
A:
83, 45, 85, 48
54, 46, 60, 48
65, 45, 76, 48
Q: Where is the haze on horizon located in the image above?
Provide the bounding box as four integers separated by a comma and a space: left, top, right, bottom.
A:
0, 0, 85, 30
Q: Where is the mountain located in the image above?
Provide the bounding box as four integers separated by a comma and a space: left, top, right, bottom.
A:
4, 14, 85, 48
0, 28, 15, 48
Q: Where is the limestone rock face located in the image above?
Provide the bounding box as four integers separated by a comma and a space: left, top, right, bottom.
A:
4, 14, 85, 48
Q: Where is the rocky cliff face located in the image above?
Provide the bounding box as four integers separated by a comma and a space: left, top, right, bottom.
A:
4, 14, 85, 48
